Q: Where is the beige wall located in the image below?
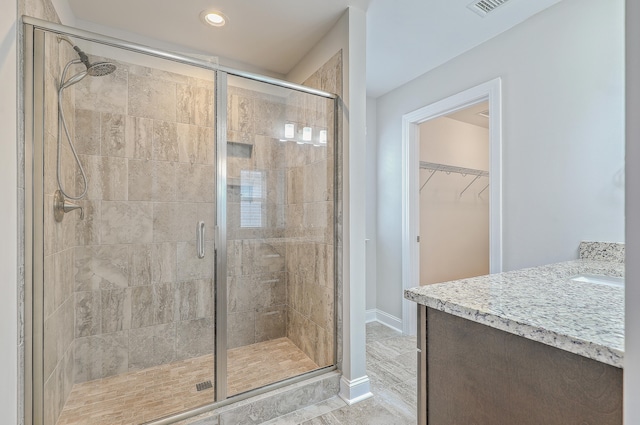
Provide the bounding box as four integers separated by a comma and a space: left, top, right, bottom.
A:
226, 51, 341, 368
68, 56, 217, 387
225, 83, 289, 349
419, 117, 489, 285
286, 51, 342, 367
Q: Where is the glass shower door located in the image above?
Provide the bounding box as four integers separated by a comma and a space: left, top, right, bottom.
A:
222, 74, 336, 397
33, 28, 217, 425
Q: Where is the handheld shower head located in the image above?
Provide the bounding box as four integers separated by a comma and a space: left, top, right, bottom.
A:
59, 60, 117, 90
56, 36, 117, 201
87, 61, 117, 77
73, 44, 92, 69
71, 45, 116, 77
58, 36, 116, 84
60, 68, 88, 90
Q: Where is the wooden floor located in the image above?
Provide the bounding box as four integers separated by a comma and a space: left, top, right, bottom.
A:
56, 338, 318, 425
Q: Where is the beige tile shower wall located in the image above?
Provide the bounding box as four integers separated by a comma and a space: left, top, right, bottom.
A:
226, 86, 289, 349
285, 52, 342, 367
42, 34, 79, 425
284, 103, 335, 368
71, 58, 216, 384
225, 59, 339, 364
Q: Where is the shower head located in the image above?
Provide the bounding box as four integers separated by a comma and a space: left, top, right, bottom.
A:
60, 67, 88, 90
56, 36, 117, 202
71, 43, 116, 77
59, 61, 116, 90
58, 36, 116, 89
86, 61, 117, 77
71, 45, 115, 76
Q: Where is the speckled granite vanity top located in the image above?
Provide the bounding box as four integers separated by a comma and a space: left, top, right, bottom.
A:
404, 259, 625, 368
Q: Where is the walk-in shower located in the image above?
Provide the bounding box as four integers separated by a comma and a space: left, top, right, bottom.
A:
24, 17, 339, 425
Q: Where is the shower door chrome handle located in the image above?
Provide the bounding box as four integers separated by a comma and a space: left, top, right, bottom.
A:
197, 221, 205, 259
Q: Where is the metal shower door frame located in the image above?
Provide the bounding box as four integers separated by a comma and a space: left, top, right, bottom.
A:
214, 70, 228, 402
23, 24, 46, 425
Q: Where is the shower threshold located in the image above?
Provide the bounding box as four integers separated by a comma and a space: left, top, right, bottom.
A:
55, 337, 318, 425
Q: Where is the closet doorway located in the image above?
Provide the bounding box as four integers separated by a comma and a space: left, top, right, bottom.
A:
401, 79, 503, 335
418, 102, 490, 285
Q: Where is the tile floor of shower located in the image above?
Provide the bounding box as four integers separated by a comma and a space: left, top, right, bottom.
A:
56, 338, 318, 425
56, 323, 415, 425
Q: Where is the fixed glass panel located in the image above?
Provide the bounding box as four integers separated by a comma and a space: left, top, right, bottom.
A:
38, 30, 216, 425
225, 75, 336, 396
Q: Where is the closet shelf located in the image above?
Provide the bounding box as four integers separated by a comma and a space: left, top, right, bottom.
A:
419, 161, 488, 177
419, 161, 489, 195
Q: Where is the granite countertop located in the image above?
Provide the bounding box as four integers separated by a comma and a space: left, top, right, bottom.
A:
404, 259, 625, 368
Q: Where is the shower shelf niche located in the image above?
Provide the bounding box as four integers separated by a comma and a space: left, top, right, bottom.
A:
228, 141, 253, 158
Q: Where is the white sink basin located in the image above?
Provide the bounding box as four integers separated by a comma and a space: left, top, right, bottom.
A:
570, 274, 624, 288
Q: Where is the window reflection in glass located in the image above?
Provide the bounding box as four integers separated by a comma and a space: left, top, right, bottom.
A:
240, 169, 265, 228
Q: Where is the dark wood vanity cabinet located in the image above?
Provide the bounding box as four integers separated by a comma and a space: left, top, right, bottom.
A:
417, 306, 623, 425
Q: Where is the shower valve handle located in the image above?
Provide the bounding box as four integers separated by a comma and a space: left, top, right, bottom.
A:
63, 199, 84, 220
53, 190, 84, 222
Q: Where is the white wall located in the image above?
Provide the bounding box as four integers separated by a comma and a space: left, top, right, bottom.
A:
625, 0, 640, 422
375, 0, 625, 319
0, 0, 18, 422
419, 117, 489, 285
366, 96, 377, 311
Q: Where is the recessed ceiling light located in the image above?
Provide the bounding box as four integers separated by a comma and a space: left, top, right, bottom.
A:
200, 10, 227, 27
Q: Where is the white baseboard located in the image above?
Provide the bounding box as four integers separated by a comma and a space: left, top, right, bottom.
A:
365, 309, 377, 323
365, 309, 403, 333
339, 375, 373, 405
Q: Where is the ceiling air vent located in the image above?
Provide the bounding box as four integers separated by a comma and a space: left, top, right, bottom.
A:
467, 0, 510, 17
